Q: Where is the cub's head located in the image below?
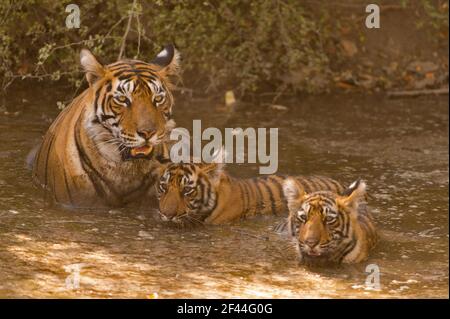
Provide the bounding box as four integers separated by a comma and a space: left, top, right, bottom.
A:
80, 45, 179, 160
283, 178, 367, 266
156, 161, 224, 227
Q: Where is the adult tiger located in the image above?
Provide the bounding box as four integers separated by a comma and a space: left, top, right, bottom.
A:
32, 45, 179, 209
282, 178, 378, 265
156, 159, 344, 226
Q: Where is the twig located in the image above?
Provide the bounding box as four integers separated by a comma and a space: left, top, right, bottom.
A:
33, 40, 88, 74
0, 1, 13, 26
8, 71, 81, 80
135, 8, 142, 59
118, 0, 137, 60
105, 16, 127, 39
387, 87, 449, 98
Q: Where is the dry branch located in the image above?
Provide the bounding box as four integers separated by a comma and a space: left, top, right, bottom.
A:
387, 87, 449, 98
118, 0, 137, 60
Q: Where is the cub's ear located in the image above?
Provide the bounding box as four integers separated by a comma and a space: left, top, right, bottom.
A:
337, 179, 367, 210
80, 49, 105, 86
200, 146, 226, 175
150, 44, 180, 76
283, 178, 305, 212
154, 164, 168, 182
199, 162, 219, 175
273, 217, 296, 237
197, 162, 222, 186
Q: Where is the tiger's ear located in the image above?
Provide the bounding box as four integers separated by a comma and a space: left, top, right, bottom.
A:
80, 49, 105, 86
150, 44, 180, 76
283, 178, 306, 212
337, 179, 367, 210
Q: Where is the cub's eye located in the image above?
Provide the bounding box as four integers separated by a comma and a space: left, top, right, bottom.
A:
183, 186, 195, 196
115, 95, 129, 104
153, 95, 164, 105
325, 215, 336, 224
296, 210, 307, 223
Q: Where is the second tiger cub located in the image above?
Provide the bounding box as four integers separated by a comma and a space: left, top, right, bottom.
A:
156, 160, 344, 226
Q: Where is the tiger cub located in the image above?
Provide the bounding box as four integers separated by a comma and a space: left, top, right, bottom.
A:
282, 178, 378, 265
156, 160, 344, 226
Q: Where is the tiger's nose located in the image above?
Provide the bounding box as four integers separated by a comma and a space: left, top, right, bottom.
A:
160, 209, 177, 221
137, 129, 156, 140
305, 238, 320, 248
159, 202, 178, 220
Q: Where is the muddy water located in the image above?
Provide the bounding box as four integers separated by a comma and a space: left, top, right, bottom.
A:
0, 86, 448, 298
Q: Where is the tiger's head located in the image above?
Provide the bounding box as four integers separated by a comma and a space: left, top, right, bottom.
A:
80, 45, 179, 161
283, 178, 369, 266
156, 161, 224, 227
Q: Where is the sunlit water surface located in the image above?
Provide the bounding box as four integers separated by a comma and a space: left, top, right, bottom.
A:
0, 86, 448, 298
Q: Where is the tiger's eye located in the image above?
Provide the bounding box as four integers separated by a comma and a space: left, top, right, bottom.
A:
296, 211, 307, 223
116, 95, 128, 103
154, 95, 164, 104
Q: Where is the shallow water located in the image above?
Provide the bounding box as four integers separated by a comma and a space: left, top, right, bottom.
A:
0, 86, 448, 298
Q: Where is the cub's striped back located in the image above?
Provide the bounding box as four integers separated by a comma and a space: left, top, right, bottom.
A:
156, 161, 344, 226
231, 175, 344, 220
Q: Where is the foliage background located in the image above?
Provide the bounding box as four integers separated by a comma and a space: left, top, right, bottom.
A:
0, 0, 448, 97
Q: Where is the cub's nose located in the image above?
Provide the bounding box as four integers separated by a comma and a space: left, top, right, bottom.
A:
304, 238, 320, 249
159, 203, 178, 221
137, 129, 156, 140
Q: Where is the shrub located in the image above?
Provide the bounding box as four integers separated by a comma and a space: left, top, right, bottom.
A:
0, 0, 447, 96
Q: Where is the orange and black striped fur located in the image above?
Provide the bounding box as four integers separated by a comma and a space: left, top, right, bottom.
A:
282, 178, 377, 265
156, 161, 344, 226
32, 45, 179, 209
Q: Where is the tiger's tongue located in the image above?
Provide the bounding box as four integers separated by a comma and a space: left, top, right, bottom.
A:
130, 145, 153, 156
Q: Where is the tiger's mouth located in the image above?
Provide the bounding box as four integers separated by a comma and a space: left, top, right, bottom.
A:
122, 145, 154, 160
159, 211, 205, 228
299, 244, 328, 258
305, 250, 322, 257
299, 245, 336, 266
